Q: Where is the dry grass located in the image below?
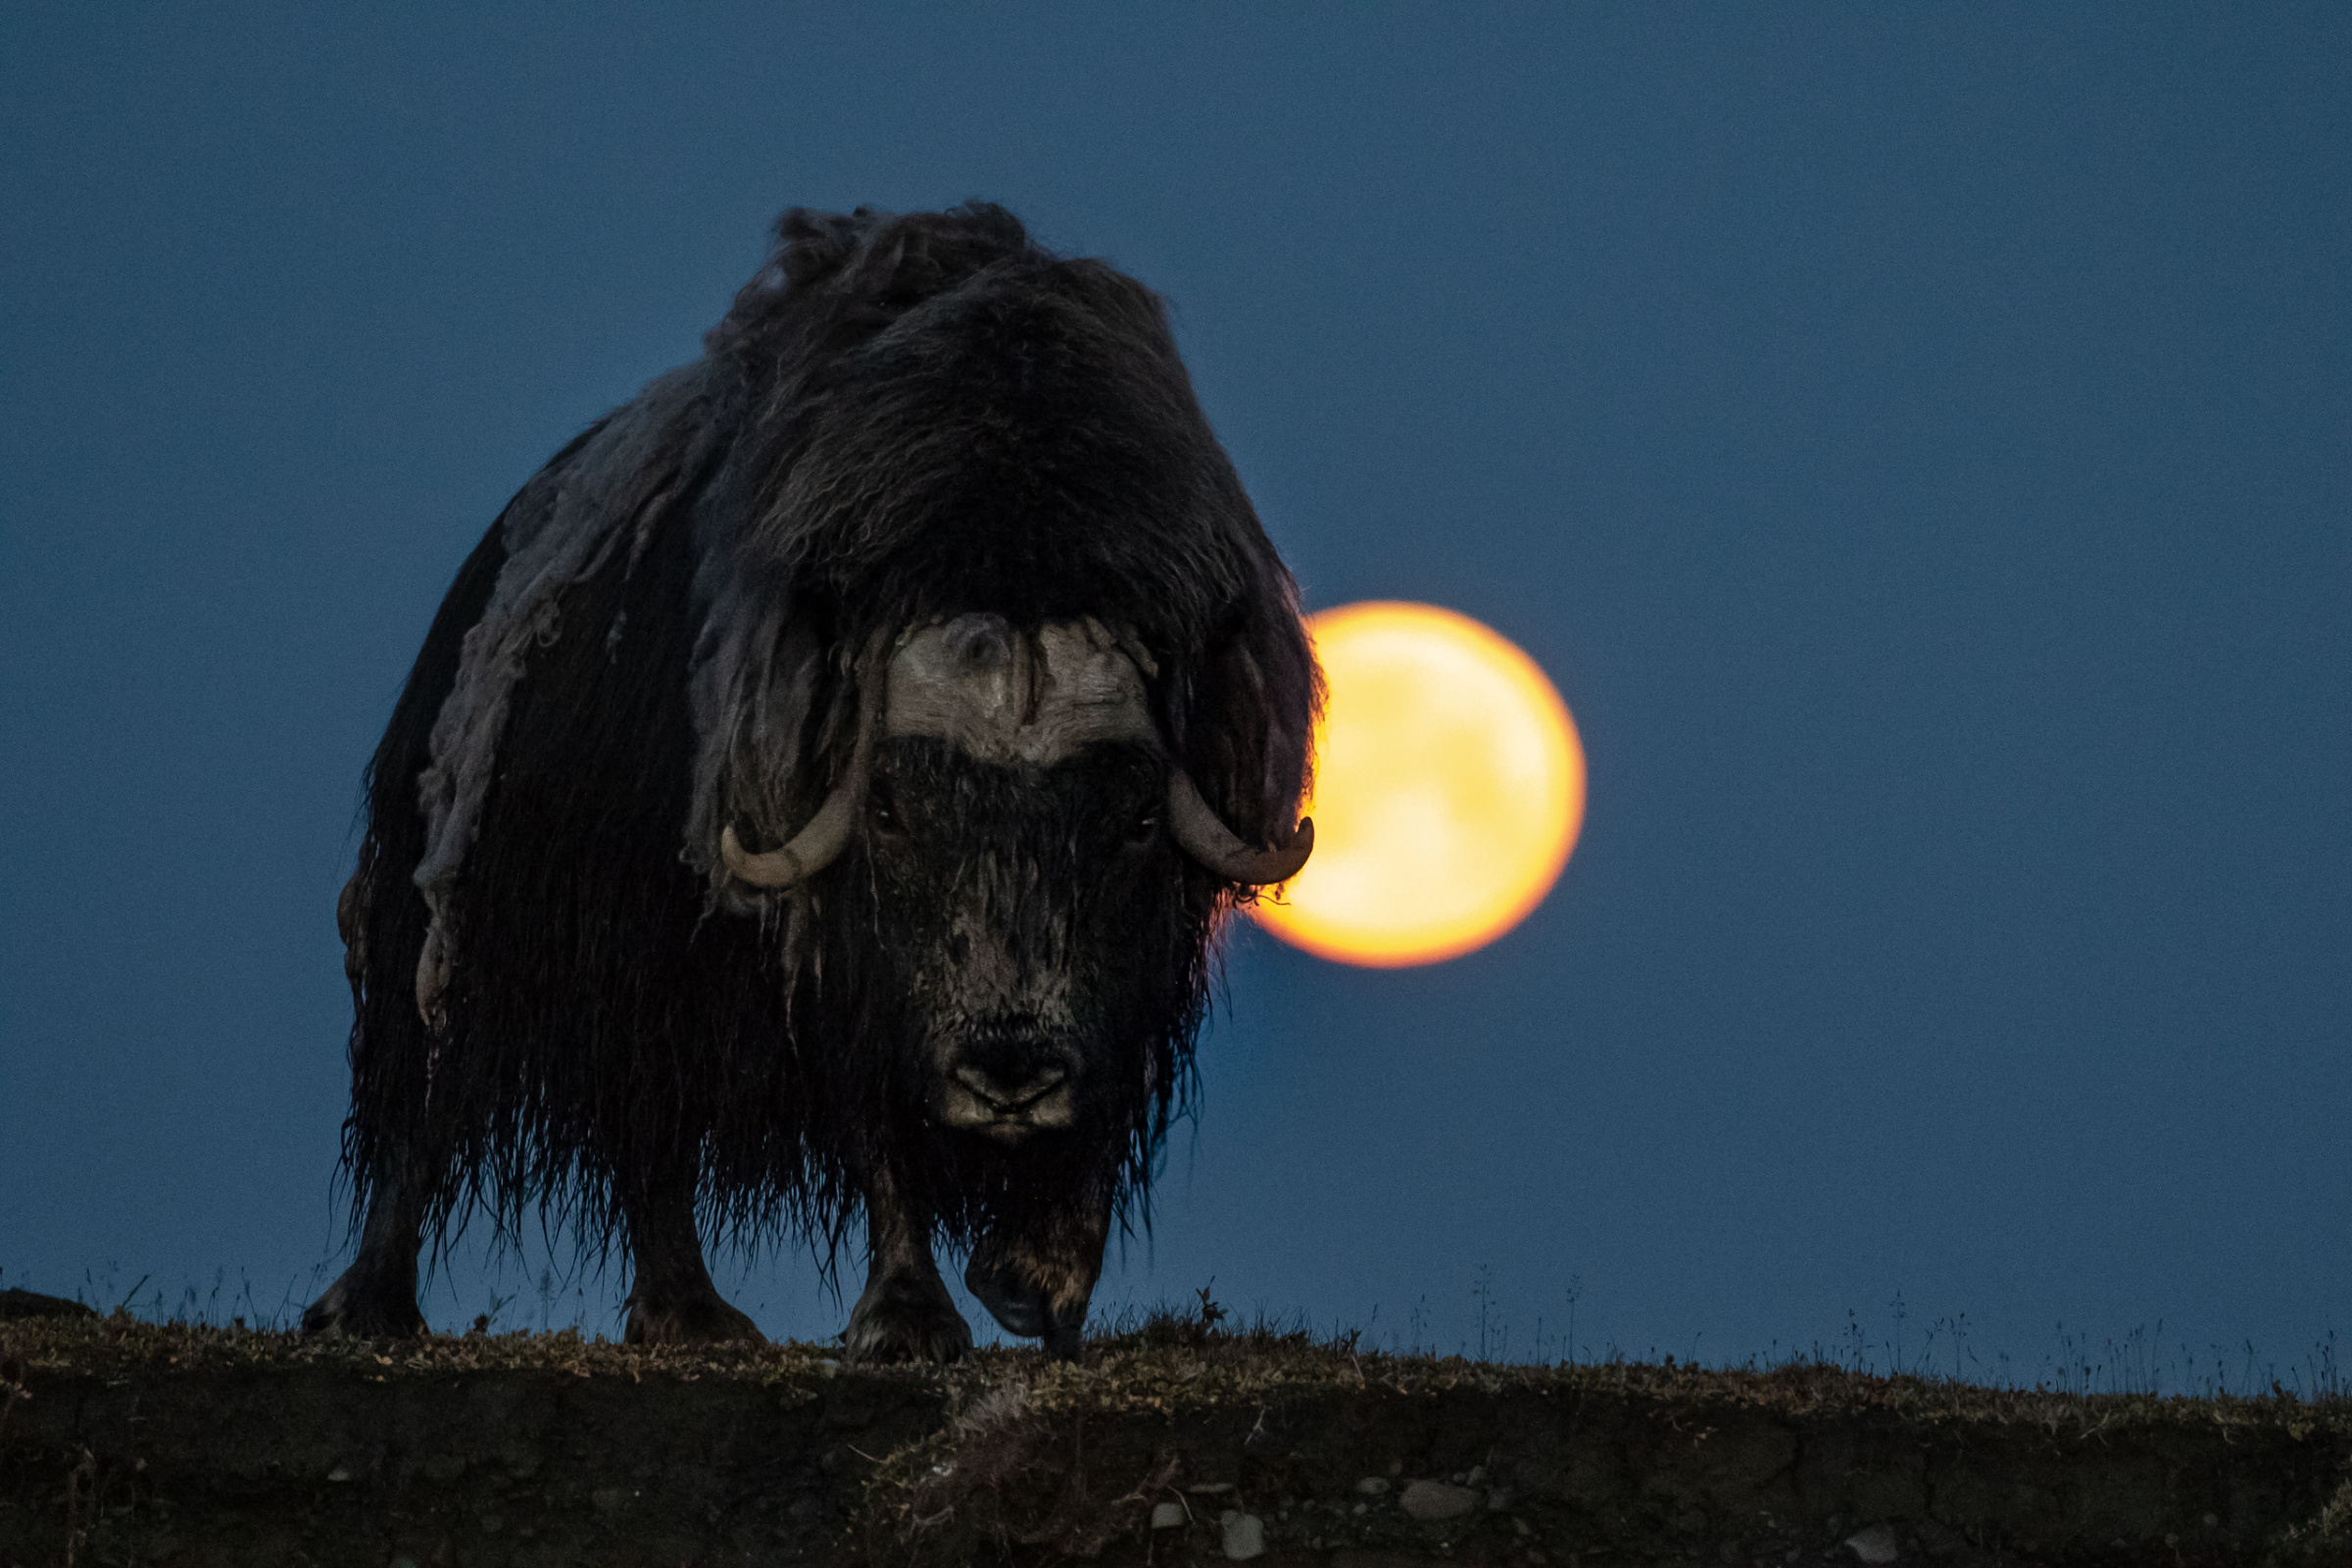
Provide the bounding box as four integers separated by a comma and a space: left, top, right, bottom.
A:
10, 1299, 2349, 1565
8, 1299, 2346, 1441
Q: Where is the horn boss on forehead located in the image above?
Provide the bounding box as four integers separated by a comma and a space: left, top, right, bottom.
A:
886, 614, 1157, 764
722, 614, 1311, 888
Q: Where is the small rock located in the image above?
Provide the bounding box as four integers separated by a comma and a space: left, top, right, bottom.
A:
326, 1465, 352, 1483
1354, 1476, 1391, 1496
1465, 1464, 1489, 1486
1399, 1480, 1480, 1521
1844, 1522, 1900, 1564
1190, 1482, 1236, 1494
1151, 1501, 1188, 1530
1220, 1509, 1266, 1559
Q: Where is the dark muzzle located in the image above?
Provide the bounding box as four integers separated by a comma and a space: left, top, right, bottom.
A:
933, 1028, 1081, 1144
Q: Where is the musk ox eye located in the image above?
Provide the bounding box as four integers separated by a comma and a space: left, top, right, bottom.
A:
868, 781, 906, 836
1125, 808, 1161, 849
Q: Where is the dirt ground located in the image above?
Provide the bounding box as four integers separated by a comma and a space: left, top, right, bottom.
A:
3, 1298, 2346, 1567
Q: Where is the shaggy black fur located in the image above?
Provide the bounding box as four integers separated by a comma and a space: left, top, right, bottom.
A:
313, 204, 1317, 1354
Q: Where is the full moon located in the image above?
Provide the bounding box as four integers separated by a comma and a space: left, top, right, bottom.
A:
1252, 601, 1585, 967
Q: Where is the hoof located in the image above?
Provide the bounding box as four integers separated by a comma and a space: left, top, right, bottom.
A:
301, 1265, 427, 1340
843, 1274, 973, 1366
966, 1243, 1088, 1359
965, 1250, 1048, 1338
623, 1288, 766, 1347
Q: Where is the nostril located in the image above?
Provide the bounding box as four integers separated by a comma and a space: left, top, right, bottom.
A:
954, 1064, 1067, 1112
1017, 1066, 1067, 1104
953, 1065, 1005, 1105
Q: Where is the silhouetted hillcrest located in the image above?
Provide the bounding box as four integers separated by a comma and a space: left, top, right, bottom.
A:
2, 1311, 2346, 1565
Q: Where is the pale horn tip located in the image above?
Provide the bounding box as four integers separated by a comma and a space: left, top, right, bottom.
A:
1255, 815, 1314, 885
720, 822, 807, 889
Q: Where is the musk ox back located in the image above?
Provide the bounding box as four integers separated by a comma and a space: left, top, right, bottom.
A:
303, 204, 1318, 1361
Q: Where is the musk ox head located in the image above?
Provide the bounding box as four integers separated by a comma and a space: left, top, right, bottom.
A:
720, 613, 1309, 1159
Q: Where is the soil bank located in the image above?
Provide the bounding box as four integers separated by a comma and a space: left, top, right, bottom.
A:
2, 1307, 2346, 1567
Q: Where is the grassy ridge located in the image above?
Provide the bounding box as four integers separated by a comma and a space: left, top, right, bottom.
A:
5, 1304, 2349, 1565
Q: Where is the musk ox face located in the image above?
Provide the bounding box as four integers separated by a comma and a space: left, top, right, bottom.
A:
861, 734, 1192, 1149
720, 613, 1312, 1166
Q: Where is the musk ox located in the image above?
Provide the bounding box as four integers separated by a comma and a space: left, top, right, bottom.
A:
302, 203, 1317, 1362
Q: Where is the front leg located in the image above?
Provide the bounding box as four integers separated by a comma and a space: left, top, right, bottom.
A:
303, 1149, 431, 1340
620, 1163, 764, 1346
963, 1193, 1110, 1361
843, 1169, 973, 1365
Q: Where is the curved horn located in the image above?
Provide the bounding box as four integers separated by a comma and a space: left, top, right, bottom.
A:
1167, 768, 1314, 885
720, 782, 859, 889
721, 634, 889, 889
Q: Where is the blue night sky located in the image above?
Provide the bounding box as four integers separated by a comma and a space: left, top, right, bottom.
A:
3, 6, 2344, 1386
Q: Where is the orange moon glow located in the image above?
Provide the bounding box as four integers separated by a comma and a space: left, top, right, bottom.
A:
1252, 602, 1585, 967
